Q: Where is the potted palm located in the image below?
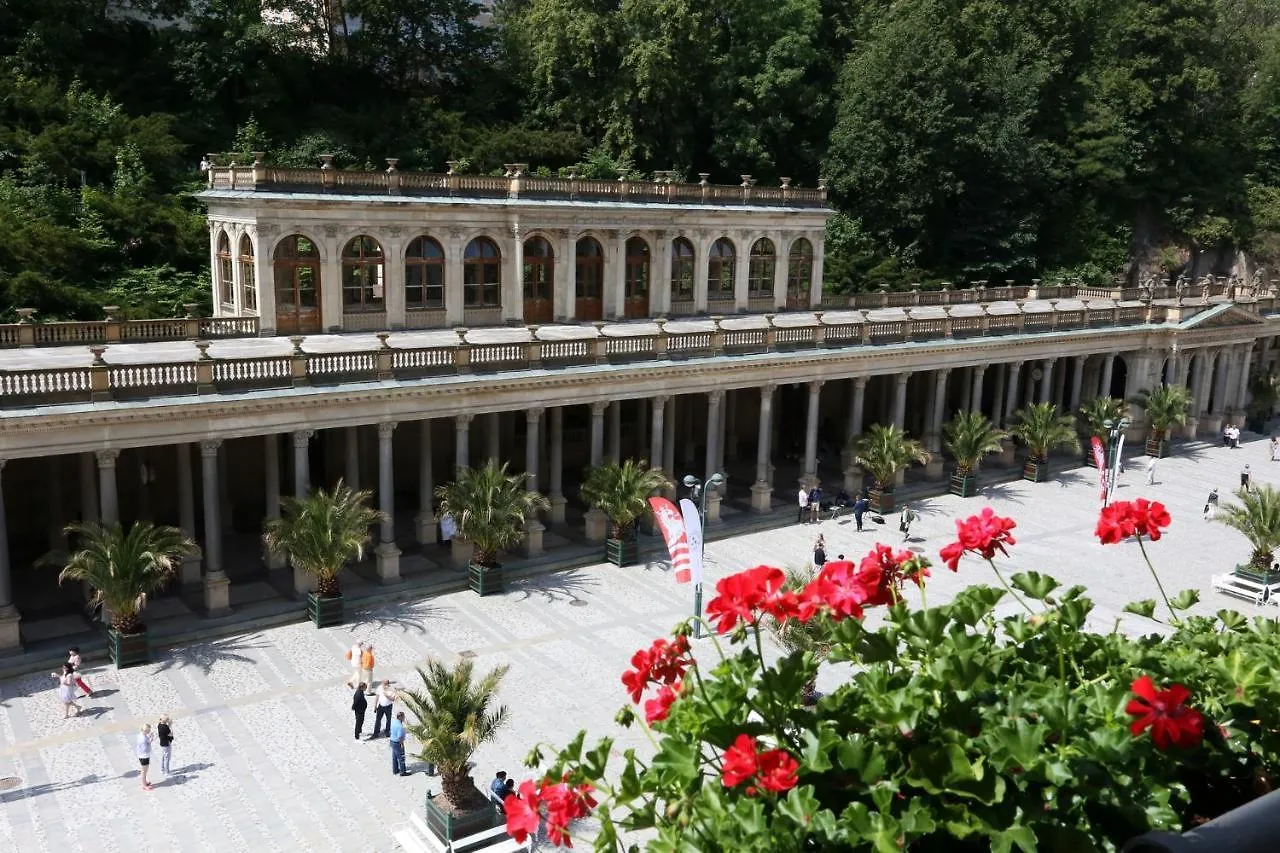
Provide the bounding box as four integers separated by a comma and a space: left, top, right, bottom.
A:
436, 460, 549, 596
580, 459, 673, 566
1009, 403, 1080, 483
56, 521, 196, 668
852, 424, 931, 514
767, 567, 834, 704
942, 411, 1004, 497
1078, 397, 1128, 466
401, 659, 510, 841
262, 480, 382, 628
1131, 385, 1191, 458
1215, 485, 1280, 584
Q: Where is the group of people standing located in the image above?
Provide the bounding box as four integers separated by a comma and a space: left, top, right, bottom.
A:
51, 647, 92, 718
346, 641, 412, 777
134, 717, 175, 790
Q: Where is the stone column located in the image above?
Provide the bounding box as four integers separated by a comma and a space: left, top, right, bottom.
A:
716, 393, 729, 479
549, 407, 566, 523
1004, 362, 1023, 423
97, 449, 120, 525
1069, 356, 1086, 413
752, 385, 776, 512
200, 440, 231, 614
415, 420, 436, 544
486, 412, 500, 464
264, 434, 285, 569
693, 234, 710, 313
1053, 358, 1067, 407
772, 231, 789, 311
650, 396, 667, 472
372, 422, 401, 583
724, 391, 738, 463
1236, 343, 1256, 414
79, 452, 98, 523
523, 409, 545, 555
925, 370, 949, 479
958, 367, 972, 414
176, 443, 202, 585
971, 366, 986, 415
585, 402, 608, 541
663, 397, 676, 495
445, 229, 466, 325
705, 390, 724, 521
292, 430, 312, 497
654, 231, 673, 317
345, 426, 360, 489
843, 377, 868, 492
0, 460, 20, 649
733, 236, 751, 312
607, 401, 621, 464
1099, 355, 1115, 400
1039, 358, 1055, 404
800, 381, 823, 487
809, 232, 825, 308
454, 414, 472, 472
607, 230, 627, 320
991, 363, 1007, 427
892, 374, 909, 429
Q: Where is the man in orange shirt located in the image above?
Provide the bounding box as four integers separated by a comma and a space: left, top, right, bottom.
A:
360, 645, 376, 694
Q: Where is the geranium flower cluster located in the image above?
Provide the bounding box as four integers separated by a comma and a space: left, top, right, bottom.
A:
1126, 675, 1204, 749
620, 636, 692, 723
940, 507, 1017, 569
1096, 498, 1171, 544
720, 733, 800, 796
505, 775, 598, 847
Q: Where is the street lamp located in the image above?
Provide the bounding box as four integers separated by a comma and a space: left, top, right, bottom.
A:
1101, 416, 1131, 506
682, 472, 724, 638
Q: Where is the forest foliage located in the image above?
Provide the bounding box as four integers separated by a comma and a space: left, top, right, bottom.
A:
4, 0, 1280, 318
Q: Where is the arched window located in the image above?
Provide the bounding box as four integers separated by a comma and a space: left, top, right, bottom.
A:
405, 236, 445, 310
671, 237, 695, 301
787, 238, 814, 302
523, 237, 553, 300
273, 234, 321, 333
464, 237, 502, 308
625, 237, 650, 300
708, 238, 736, 297
575, 237, 604, 300
216, 231, 234, 307
342, 235, 385, 313
748, 238, 775, 298
238, 235, 257, 312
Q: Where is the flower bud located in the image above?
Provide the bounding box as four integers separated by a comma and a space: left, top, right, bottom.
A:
615, 705, 636, 727
672, 621, 693, 638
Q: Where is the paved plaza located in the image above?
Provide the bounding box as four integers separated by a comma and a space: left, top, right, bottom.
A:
0, 433, 1275, 851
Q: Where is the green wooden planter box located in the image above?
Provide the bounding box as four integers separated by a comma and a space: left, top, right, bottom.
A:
107, 627, 150, 669
949, 473, 979, 497
605, 536, 639, 567
423, 790, 502, 841
869, 488, 895, 514
1233, 566, 1280, 586
307, 593, 344, 628
468, 562, 504, 596
1023, 459, 1049, 483
1145, 437, 1169, 458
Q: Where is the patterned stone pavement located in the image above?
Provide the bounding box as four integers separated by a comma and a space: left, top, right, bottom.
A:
0, 432, 1274, 851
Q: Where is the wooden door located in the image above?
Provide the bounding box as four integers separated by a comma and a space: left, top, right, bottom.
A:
276, 263, 321, 333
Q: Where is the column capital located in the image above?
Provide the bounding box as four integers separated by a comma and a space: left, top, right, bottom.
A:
199, 439, 223, 457
378, 421, 397, 439
972, 364, 987, 375
935, 368, 951, 380
708, 389, 725, 405
0, 459, 6, 472
760, 384, 776, 398
853, 375, 868, 389
808, 380, 825, 392
526, 407, 544, 424
895, 373, 910, 386
652, 394, 671, 407
95, 449, 120, 468
455, 413, 474, 428
590, 401, 609, 416
292, 429, 314, 447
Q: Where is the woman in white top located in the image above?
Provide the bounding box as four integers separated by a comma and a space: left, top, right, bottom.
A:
136, 724, 154, 790
51, 663, 81, 718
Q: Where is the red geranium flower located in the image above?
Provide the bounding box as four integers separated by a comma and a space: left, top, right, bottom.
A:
720, 733, 760, 787
940, 508, 1018, 570
1096, 499, 1171, 545
705, 565, 787, 633
754, 748, 800, 794
721, 734, 800, 795
1126, 675, 1205, 749
506, 776, 597, 848
620, 636, 690, 704
801, 560, 868, 620
858, 544, 929, 605
643, 682, 680, 723
504, 779, 542, 844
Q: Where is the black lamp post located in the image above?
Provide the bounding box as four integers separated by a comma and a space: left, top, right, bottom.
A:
681, 472, 724, 639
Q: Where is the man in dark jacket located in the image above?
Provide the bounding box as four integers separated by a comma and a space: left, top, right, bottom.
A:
352, 683, 368, 740
852, 496, 869, 532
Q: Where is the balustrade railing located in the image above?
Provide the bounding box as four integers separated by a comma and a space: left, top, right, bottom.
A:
1, 313, 258, 349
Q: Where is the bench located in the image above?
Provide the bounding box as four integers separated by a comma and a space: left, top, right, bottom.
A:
1211, 572, 1280, 606
391, 810, 529, 853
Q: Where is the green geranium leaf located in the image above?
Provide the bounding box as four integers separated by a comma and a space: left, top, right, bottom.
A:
1012, 571, 1061, 601
1216, 609, 1248, 632
775, 785, 822, 829
992, 824, 1039, 853
1169, 589, 1200, 611
650, 737, 699, 783
801, 728, 837, 773
988, 718, 1049, 771
1124, 599, 1157, 619
949, 585, 1006, 625
838, 734, 888, 785
900, 608, 950, 645
1003, 615, 1038, 644
840, 802, 905, 853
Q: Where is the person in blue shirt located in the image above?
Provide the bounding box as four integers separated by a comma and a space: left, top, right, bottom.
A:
490, 770, 508, 799
390, 711, 409, 777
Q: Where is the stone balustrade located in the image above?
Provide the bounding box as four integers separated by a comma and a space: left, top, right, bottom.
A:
0, 310, 258, 349
4, 298, 1271, 409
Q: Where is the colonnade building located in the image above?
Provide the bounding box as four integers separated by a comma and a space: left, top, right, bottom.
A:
0, 162, 1275, 652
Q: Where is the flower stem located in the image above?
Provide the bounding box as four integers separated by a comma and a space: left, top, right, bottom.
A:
986, 558, 1035, 616
1136, 536, 1177, 623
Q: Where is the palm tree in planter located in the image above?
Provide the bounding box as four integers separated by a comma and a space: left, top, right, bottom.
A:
1009, 403, 1080, 483
767, 567, 834, 705
1131, 384, 1191, 457
853, 424, 930, 513
580, 459, 673, 566
262, 480, 382, 628
1078, 397, 1128, 466
942, 411, 1004, 497
402, 658, 510, 840
56, 521, 196, 668
436, 460, 549, 596
1216, 485, 1280, 584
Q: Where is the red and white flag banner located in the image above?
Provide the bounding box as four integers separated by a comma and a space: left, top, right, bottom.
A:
648, 497, 693, 584
1091, 436, 1107, 503
679, 498, 704, 587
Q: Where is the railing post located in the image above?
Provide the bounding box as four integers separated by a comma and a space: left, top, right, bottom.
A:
15, 309, 35, 347
858, 311, 872, 345
812, 311, 826, 348
183, 303, 201, 339
453, 327, 472, 374
709, 316, 725, 355
910, 284, 921, 306
252, 151, 266, 189
699, 173, 710, 203
901, 314, 913, 342
592, 321, 608, 364
195, 341, 214, 393
525, 325, 542, 368
103, 306, 123, 343
376, 332, 393, 379
446, 161, 461, 196
979, 306, 991, 336
1015, 309, 1026, 333
1081, 301, 1091, 328
289, 335, 309, 387
1048, 299, 1059, 329
89, 346, 111, 402
385, 159, 400, 195
319, 154, 334, 191
763, 314, 777, 352
654, 318, 669, 359
943, 307, 953, 339
1112, 306, 1122, 326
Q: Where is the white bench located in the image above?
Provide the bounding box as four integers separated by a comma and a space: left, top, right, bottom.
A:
391, 810, 530, 853
1212, 573, 1280, 606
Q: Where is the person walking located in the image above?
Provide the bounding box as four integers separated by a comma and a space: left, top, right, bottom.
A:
796, 487, 808, 524
812, 535, 827, 570
1231, 425, 1242, 449
1242, 464, 1252, 493
899, 503, 917, 542
1145, 455, 1158, 485
372, 679, 396, 738
808, 486, 823, 523
52, 663, 81, 718
1204, 488, 1220, 521
360, 644, 376, 693
157, 715, 174, 776
351, 682, 368, 740
67, 647, 91, 698
136, 724, 154, 791
1223, 424, 1232, 448
1271, 437, 1278, 461
490, 770, 508, 799
345, 641, 363, 688
852, 495, 869, 532
390, 711, 409, 777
